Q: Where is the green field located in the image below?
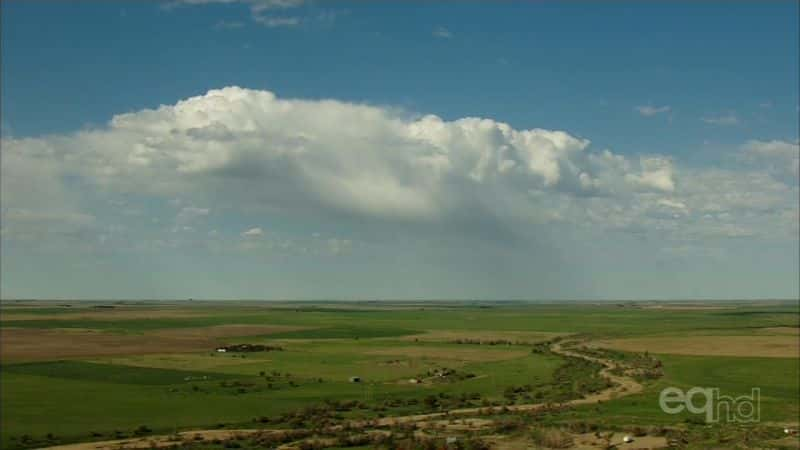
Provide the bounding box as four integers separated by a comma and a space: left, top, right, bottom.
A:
1, 300, 798, 449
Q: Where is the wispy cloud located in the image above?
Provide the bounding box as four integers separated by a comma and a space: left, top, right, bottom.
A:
213, 20, 245, 30
252, 15, 300, 27
251, 0, 303, 13
249, 0, 304, 27
240, 227, 264, 238
635, 105, 671, 117
702, 112, 740, 126
433, 26, 453, 39
163, 0, 302, 9
164, 0, 306, 28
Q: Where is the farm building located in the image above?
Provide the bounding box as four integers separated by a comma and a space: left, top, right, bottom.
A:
349, 376, 361, 383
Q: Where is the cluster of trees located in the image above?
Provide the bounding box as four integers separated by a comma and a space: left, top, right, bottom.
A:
11, 433, 57, 447
419, 391, 484, 410
319, 433, 491, 450
530, 341, 554, 354
450, 338, 525, 346
217, 344, 284, 352
575, 346, 664, 381
417, 367, 476, 383
502, 384, 542, 403
10, 424, 158, 448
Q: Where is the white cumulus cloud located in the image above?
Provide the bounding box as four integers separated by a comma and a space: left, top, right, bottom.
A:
1, 87, 795, 248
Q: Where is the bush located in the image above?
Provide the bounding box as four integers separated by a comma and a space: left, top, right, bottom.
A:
566, 421, 596, 434
423, 395, 439, 408
493, 417, 525, 433
460, 437, 492, 450
134, 425, 152, 436
684, 416, 706, 426
531, 428, 574, 448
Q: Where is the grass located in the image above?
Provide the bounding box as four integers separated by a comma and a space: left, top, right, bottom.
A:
2, 302, 797, 337
2, 360, 242, 385
562, 353, 799, 426
0, 300, 797, 449
265, 325, 420, 339
0, 350, 560, 447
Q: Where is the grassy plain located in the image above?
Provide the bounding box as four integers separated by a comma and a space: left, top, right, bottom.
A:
0, 300, 798, 449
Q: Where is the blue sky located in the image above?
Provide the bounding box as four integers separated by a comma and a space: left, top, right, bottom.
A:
1, 1, 798, 299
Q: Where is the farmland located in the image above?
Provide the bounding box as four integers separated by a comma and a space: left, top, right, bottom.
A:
0, 300, 798, 449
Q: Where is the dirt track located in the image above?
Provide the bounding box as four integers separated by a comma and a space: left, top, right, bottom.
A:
42, 340, 643, 450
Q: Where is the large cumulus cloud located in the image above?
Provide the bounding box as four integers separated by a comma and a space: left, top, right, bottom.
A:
1, 87, 797, 246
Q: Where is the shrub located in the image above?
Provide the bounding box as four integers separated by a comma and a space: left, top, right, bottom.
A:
460, 437, 492, 450
531, 428, 574, 448
566, 421, 595, 434
493, 417, 524, 433
134, 425, 152, 436
684, 416, 705, 426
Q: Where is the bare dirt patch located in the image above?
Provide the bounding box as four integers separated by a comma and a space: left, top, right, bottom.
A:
0, 307, 220, 322
595, 335, 799, 358
365, 346, 529, 362
42, 429, 263, 450
401, 329, 566, 344
151, 324, 303, 339
766, 436, 800, 449
571, 432, 668, 449
478, 431, 668, 450
758, 326, 800, 336
640, 304, 733, 311
0, 325, 306, 362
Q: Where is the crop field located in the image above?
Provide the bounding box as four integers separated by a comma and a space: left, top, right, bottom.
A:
1, 300, 798, 450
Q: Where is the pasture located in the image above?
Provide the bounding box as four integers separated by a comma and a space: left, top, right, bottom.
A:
0, 300, 798, 449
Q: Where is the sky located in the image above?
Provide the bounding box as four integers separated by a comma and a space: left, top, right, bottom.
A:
1, 1, 798, 300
